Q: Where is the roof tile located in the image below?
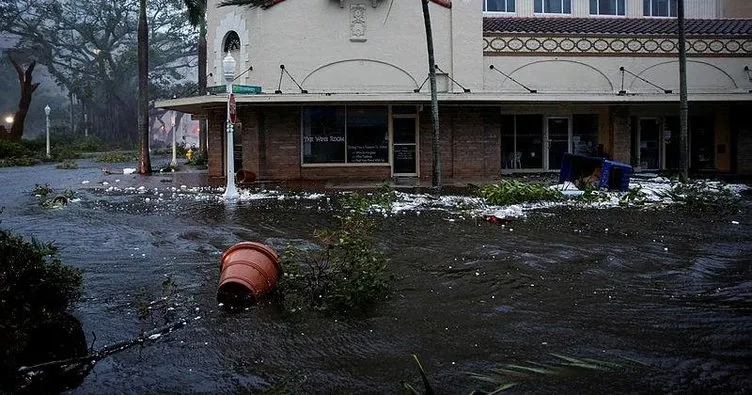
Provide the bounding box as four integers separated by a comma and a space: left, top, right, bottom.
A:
483, 17, 752, 36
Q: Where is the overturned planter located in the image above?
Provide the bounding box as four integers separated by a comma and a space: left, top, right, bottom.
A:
217, 242, 280, 306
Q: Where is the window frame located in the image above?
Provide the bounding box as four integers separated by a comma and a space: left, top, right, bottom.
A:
300, 106, 391, 167
483, 0, 515, 14
534, 0, 572, 15
643, 0, 677, 17
590, 0, 626, 16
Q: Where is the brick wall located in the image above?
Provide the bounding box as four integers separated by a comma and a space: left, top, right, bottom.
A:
207, 109, 225, 180
418, 106, 501, 182
261, 107, 301, 180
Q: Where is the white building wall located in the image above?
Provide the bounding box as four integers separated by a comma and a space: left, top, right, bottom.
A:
207, 0, 481, 94
483, 0, 720, 18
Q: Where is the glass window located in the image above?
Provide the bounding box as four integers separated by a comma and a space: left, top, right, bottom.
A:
484, 0, 515, 12
302, 108, 346, 164
590, 0, 625, 15
643, 0, 677, 17
302, 107, 388, 165
534, 0, 571, 14
346, 108, 388, 163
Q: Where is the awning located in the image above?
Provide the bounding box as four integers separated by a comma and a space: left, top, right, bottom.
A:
155, 91, 752, 115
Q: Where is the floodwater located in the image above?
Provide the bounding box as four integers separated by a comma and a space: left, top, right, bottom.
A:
1, 159, 750, 394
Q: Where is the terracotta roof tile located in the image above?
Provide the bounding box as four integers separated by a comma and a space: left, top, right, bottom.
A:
483, 17, 752, 36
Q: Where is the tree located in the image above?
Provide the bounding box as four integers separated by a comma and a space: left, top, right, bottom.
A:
218, 0, 442, 191
1, 0, 198, 147
7, 54, 39, 141
183, 0, 209, 156
138, 0, 151, 174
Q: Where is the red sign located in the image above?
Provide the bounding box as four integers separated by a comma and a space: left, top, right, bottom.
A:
229, 93, 237, 124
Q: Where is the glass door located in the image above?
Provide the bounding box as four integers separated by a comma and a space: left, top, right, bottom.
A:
639, 119, 660, 170
392, 117, 418, 176
546, 117, 570, 170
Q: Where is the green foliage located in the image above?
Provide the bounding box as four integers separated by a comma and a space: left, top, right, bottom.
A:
619, 186, 648, 207
659, 180, 739, 214
31, 184, 75, 209
0, 140, 38, 167
0, 227, 83, 389
186, 152, 207, 167
479, 180, 563, 206
51, 146, 80, 161
56, 159, 79, 169
340, 184, 398, 214
577, 188, 611, 204
278, 215, 390, 316
96, 151, 137, 163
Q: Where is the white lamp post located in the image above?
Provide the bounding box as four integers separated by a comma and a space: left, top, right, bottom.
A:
170, 114, 177, 168
222, 52, 239, 200
44, 105, 51, 158
4, 116, 12, 133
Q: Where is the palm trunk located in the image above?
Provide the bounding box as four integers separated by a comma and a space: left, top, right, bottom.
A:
137, 0, 152, 174
677, 0, 689, 182
421, 0, 440, 192
8, 56, 40, 140
198, 22, 208, 156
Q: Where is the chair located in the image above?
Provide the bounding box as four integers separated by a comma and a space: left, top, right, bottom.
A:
506, 152, 521, 169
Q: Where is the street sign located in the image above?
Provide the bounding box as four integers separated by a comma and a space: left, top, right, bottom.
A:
229, 93, 237, 124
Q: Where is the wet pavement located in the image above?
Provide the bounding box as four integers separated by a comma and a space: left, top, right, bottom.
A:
1, 158, 750, 394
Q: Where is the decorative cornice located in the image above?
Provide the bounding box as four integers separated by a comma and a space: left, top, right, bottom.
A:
483, 35, 752, 57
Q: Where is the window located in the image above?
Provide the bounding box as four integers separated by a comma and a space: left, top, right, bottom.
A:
534, 0, 571, 14
590, 0, 625, 15
643, 0, 677, 17
302, 107, 388, 165
484, 0, 515, 12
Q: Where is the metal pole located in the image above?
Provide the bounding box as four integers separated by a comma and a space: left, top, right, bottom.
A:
222, 53, 239, 200
678, 0, 689, 182
45, 105, 51, 158
171, 114, 177, 168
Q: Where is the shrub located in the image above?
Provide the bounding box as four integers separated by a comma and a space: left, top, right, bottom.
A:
619, 186, 648, 207
51, 146, 80, 161
96, 151, 136, 163
56, 160, 79, 170
340, 184, 397, 214
0, 139, 33, 159
31, 184, 75, 208
479, 179, 563, 206
660, 180, 739, 214
186, 152, 208, 167
278, 215, 390, 316
0, 226, 83, 390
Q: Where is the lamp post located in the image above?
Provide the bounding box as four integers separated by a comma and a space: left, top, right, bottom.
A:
222, 52, 239, 200
44, 105, 51, 158
170, 113, 177, 168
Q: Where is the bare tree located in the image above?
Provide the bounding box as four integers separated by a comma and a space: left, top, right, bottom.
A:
7, 55, 40, 140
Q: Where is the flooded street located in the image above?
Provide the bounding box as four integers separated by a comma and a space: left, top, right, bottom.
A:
1, 160, 750, 394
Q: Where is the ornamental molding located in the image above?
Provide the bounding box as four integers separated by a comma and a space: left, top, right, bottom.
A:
350, 4, 367, 42
483, 35, 752, 57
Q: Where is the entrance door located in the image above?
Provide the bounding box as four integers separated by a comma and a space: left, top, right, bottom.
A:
547, 117, 570, 170
639, 119, 660, 170
392, 117, 418, 176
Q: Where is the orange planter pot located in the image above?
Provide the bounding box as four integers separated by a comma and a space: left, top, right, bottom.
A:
217, 241, 280, 306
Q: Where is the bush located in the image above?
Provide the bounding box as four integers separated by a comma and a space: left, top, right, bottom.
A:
0, 226, 83, 390
56, 160, 79, 170
96, 151, 136, 163
278, 215, 390, 316
0, 139, 33, 159
660, 180, 739, 214
340, 184, 397, 214
479, 179, 563, 206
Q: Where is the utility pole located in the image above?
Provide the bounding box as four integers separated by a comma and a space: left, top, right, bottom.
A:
678, 0, 689, 182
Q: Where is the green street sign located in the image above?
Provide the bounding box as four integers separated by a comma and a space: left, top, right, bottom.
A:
207, 85, 262, 95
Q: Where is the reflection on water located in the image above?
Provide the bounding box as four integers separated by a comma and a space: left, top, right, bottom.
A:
0, 161, 750, 393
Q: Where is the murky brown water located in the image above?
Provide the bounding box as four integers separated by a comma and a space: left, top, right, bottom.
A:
1, 160, 750, 394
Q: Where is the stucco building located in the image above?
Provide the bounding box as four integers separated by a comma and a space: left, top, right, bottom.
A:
157, 0, 752, 184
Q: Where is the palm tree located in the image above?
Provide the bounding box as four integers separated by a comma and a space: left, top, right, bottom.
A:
183, 0, 209, 157
137, 0, 150, 174
218, 0, 442, 191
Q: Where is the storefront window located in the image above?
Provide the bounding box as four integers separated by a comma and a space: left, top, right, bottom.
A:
302, 107, 388, 165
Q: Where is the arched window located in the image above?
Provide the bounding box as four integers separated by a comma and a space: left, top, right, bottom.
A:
223, 31, 241, 53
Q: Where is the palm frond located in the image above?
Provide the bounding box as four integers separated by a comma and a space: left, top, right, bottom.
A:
217, 0, 275, 8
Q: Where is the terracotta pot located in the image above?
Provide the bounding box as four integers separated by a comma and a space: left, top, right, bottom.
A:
235, 169, 257, 184
217, 242, 280, 306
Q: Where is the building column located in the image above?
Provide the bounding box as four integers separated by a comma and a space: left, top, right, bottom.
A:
610, 106, 632, 164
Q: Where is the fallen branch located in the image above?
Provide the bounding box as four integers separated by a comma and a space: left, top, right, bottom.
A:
17, 317, 194, 377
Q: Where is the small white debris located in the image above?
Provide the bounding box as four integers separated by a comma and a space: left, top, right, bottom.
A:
123, 168, 136, 174
82, 180, 90, 184
664, 247, 668, 251
148, 333, 161, 340
731, 220, 739, 225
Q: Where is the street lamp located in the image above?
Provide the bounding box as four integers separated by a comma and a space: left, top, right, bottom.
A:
44, 106, 51, 158
222, 52, 239, 200
170, 113, 177, 168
